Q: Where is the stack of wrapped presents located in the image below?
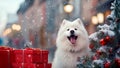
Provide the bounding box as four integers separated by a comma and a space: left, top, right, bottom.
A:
0, 46, 51, 68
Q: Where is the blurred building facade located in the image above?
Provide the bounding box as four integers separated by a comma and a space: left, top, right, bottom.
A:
17, 0, 47, 48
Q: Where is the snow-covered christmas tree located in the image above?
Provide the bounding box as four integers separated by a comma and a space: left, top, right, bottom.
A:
77, 0, 120, 68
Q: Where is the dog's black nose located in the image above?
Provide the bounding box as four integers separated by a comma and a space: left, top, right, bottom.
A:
70, 30, 74, 34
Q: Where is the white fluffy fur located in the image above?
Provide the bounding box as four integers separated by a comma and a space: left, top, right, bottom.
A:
52, 18, 90, 68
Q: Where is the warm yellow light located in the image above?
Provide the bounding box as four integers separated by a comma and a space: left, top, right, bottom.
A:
97, 13, 104, 23
3, 28, 12, 36
64, 4, 73, 13
12, 24, 17, 30
12, 24, 21, 31
92, 16, 98, 25
16, 25, 21, 31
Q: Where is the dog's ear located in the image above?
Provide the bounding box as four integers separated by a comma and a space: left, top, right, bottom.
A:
75, 18, 85, 27
61, 19, 68, 26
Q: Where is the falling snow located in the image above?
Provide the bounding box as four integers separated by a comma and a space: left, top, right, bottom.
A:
32, 20, 35, 23
41, 17, 44, 20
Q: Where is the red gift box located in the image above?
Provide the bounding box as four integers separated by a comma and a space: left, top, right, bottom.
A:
0, 46, 51, 68
42, 50, 49, 63
24, 63, 36, 68
0, 46, 14, 68
0, 50, 10, 68
47, 63, 52, 68
36, 63, 45, 68
12, 63, 23, 68
33, 49, 42, 63
24, 48, 33, 63
24, 48, 43, 63
0, 46, 13, 50
12, 49, 24, 63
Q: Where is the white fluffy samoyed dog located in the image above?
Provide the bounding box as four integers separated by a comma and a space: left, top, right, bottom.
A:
52, 18, 90, 68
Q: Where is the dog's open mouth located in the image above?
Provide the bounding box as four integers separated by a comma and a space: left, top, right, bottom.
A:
67, 35, 78, 44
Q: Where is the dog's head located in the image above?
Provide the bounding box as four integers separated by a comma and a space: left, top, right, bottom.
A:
56, 18, 89, 52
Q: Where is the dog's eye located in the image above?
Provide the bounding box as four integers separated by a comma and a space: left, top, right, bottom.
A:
75, 28, 77, 30
67, 29, 69, 31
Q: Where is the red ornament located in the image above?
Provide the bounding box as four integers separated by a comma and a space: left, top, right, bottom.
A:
115, 58, 120, 67
92, 56, 97, 60
100, 39, 106, 46
104, 62, 110, 68
89, 44, 94, 49
105, 36, 111, 42
96, 50, 102, 55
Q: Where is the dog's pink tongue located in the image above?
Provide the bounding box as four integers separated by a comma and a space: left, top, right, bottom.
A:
70, 37, 76, 44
